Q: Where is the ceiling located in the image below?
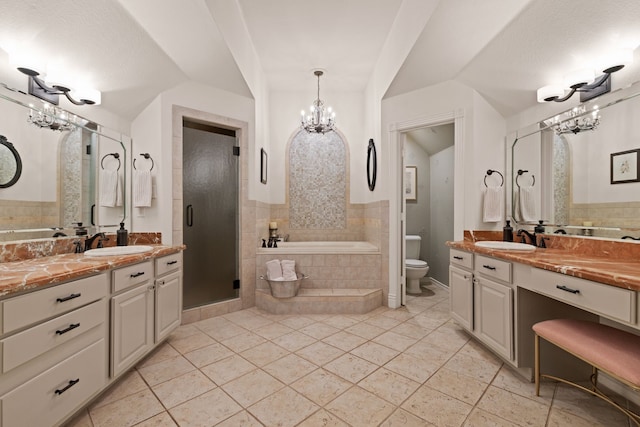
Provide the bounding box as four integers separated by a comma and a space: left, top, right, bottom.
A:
0, 0, 638, 121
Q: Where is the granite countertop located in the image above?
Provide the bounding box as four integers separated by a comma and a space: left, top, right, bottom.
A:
0, 245, 185, 299
447, 231, 640, 292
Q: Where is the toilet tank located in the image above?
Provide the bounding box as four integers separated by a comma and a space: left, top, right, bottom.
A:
406, 235, 421, 259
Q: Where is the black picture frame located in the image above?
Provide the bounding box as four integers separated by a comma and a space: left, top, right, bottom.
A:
610, 149, 640, 184
260, 148, 267, 184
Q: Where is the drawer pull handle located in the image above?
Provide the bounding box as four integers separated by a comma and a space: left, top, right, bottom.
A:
167, 260, 178, 265
482, 265, 497, 271
453, 256, 463, 260
556, 285, 580, 294
130, 272, 145, 278
56, 293, 81, 303
56, 323, 80, 335
55, 379, 80, 395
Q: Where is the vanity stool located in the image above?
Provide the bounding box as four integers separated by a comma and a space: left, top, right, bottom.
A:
533, 318, 640, 425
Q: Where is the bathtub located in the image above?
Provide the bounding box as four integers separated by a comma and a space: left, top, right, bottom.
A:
257, 241, 379, 255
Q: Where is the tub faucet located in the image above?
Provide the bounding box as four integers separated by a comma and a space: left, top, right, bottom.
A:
85, 232, 106, 251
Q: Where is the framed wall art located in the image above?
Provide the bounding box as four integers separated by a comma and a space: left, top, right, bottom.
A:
405, 166, 417, 201
610, 149, 640, 184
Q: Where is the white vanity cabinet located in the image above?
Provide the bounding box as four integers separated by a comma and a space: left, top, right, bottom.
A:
449, 249, 474, 330
0, 273, 109, 427
154, 253, 183, 342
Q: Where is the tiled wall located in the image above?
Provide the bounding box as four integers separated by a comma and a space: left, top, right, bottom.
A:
0, 200, 59, 241
570, 201, 640, 238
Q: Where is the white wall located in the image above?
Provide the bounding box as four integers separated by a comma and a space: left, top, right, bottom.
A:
130, 81, 254, 243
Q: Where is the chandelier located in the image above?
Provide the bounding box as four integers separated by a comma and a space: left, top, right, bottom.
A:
28, 103, 77, 132
547, 106, 600, 135
300, 70, 335, 134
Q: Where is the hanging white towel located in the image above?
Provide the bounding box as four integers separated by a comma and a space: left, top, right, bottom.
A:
518, 186, 537, 222
133, 170, 153, 208
99, 169, 119, 207
482, 186, 504, 222
281, 259, 297, 281
116, 173, 123, 207
266, 259, 283, 280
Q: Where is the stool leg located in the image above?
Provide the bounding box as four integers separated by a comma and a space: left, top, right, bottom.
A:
534, 333, 540, 396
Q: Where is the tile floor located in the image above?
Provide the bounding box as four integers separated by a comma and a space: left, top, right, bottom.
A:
66, 284, 634, 427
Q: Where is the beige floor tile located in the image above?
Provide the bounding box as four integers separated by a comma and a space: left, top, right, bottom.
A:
326, 386, 395, 427
272, 330, 318, 351
321, 330, 368, 352
291, 368, 352, 406
63, 409, 92, 427
166, 324, 201, 342
193, 315, 234, 332
199, 321, 247, 341
220, 331, 267, 353
421, 328, 470, 353
252, 321, 294, 340
299, 322, 341, 340
401, 385, 473, 426
248, 387, 319, 427
297, 409, 349, 427
463, 408, 515, 427
551, 383, 630, 426
89, 389, 164, 427
213, 410, 262, 427
381, 308, 415, 322
406, 314, 449, 331
278, 315, 316, 329
222, 369, 285, 407
491, 365, 555, 403
151, 370, 216, 409
224, 311, 273, 330
296, 341, 345, 366
90, 370, 148, 410
383, 352, 440, 384
404, 338, 455, 364
344, 321, 386, 340
457, 338, 503, 365
444, 352, 502, 384
136, 343, 181, 369
263, 353, 318, 384
182, 342, 234, 368
358, 368, 421, 405
240, 341, 290, 366
132, 412, 177, 427
379, 408, 436, 427
546, 407, 619, 427
350, 341, 399, 366
364, 315, 402, 330
476, 386, 550, 427
169, 388, 242, 426
168, 331, 217, 354
426, 367, 489, 405
321, 315, 361, 330
373, 330, 419, 352
200, 354, 256, 385
389, 321, 432, 340
324, 353, 379, 383
137, 355, 196, 387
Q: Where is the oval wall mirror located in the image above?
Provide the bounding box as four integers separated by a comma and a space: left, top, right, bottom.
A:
367, 138, 377, 191
0, 135, 22, 188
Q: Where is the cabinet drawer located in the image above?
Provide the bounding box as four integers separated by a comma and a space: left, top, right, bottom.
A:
155, 252, 182, 277
475, 254, 511, 283
1, 339, 106, 427
1, 299, 105, 374
112, 261, 153, 293
531, 268, 635, 324
2, 273, 108, 334
450, 249, 473, 270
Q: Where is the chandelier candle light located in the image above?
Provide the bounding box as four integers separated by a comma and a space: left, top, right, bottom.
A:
28, 102, 77, 132
301, 70, 336, 134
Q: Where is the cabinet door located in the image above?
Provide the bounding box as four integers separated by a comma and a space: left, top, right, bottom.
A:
475, 276, 513, 360
111, 282, 154, 377
449, 265, 473, 330
155, 271, 182, 342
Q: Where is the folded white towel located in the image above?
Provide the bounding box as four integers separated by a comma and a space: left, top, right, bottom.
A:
518, 186, 536, 222
281, 259, 297, 281
99, 169, 119, 207
266, 259, 283, 280
133, 170, 152, 208
482, 186, 503, 222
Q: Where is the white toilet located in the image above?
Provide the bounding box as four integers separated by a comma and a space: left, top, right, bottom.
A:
405, 235, 429, 294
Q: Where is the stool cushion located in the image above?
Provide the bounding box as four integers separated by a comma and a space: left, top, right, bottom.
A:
533, 319, 640, 388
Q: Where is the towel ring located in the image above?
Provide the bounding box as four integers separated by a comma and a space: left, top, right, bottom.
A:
100, 153, 121, 171
484, 169, 504, 187
516, 169, 535, 188
133, 153, 154, 171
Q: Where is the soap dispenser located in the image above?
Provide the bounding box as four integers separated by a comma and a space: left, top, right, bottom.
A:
116, 222, 128, 246
503, 220, 513, 242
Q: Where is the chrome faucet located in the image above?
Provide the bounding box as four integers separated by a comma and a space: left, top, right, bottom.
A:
85, 232, 107, 251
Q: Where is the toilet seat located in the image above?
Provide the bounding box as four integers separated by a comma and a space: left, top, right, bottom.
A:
406, 259, 427, 268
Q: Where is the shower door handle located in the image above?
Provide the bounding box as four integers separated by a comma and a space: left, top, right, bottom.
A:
186, 204, 193, 227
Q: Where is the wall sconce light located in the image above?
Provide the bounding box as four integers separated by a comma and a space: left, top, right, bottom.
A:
16, 67, 101, 106
27, 102, 77, 132
537, 48, 634, 103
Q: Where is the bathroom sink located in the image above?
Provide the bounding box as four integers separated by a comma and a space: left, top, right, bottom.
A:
474, 241, 536, 252
84, 245, 154, 257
